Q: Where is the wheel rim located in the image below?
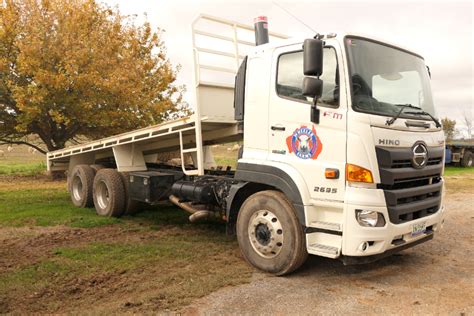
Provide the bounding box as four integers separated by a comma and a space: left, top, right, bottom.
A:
248, 209, 284, 258
96, 180, 110, 210
72, 175, 83, 201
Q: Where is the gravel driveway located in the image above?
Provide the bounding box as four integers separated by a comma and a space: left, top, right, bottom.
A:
183, 179, 473, 315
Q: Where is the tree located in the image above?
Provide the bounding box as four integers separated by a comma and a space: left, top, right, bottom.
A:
0, 0, 185, 154
463, 111, 472, 139
441, 117, 456, 142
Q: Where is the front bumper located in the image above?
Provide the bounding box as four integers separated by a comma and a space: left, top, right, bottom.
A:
342, 186, 446, 258
341, 232, 433, 265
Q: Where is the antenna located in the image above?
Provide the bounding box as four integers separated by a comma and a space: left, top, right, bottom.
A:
272, 1, 318, 34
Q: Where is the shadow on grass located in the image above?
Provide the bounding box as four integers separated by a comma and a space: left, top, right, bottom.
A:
125, 202, 228, 235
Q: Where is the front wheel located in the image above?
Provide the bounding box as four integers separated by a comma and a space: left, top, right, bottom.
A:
236, 190, 307, 276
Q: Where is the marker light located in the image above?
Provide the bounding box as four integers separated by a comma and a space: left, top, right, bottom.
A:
346, 164, 373, 183
325, 168, 339, 179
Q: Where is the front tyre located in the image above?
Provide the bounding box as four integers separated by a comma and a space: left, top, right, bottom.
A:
236, 190, 307, 276
93, 169, 125, 217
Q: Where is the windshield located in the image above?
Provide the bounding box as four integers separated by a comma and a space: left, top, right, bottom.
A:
345, 37, 435, 119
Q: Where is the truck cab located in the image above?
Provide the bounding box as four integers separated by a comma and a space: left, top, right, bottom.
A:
236, 32, 445, 264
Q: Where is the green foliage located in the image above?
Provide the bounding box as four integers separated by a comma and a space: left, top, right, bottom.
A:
441, 117, 457, 141
0, 0, 187, 153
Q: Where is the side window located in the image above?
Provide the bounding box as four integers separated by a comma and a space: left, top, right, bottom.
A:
276, 48, 339, 107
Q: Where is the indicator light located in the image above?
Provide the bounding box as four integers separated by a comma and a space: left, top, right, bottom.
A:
346, 164, 373, 183
325, 168, 339, 179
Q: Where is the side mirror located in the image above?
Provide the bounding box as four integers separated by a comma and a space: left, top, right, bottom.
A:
303, 38, 323, 76
303, 38, 324, 124
302, 77, 323, 99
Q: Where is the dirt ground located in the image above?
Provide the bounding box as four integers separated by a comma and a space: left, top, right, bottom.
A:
183, 176, 474, 315
0, 174, 472, 314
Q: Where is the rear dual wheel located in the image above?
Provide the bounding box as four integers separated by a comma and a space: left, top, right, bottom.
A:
92, 169, 142, 216
69, 165, 95, 208
69, 166, 139, 217
93, 169, 125, 217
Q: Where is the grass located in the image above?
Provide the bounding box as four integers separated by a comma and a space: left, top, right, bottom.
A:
0, 231, 250, 307
0, 143, 45, 176
0, 161, 46, 176
0, 178, 253, 313
444, 166, 474, 176
0, 181, 120, 228
212, 143, 240, 170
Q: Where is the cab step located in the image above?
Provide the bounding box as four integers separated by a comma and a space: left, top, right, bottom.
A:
307, 243, 340, 258
309, 220, 342, 232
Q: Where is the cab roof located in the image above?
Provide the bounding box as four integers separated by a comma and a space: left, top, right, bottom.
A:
259, 32, 425, 60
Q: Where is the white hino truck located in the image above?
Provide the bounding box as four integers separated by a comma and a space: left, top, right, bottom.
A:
47, 14, 446, 275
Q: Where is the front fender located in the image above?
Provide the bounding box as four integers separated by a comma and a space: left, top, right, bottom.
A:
233, 160, 311, 225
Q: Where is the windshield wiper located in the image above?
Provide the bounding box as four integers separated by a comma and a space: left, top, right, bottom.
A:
386, 104, 422, 126
403, 110, 441, 128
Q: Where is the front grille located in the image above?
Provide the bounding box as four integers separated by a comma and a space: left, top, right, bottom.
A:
391, 157, 442, 169
376, 145, 444, 224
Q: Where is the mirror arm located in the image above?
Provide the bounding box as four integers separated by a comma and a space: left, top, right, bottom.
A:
311, 97, 320, 124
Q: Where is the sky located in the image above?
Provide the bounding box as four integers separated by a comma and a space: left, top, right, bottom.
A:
105, 0, 473, 135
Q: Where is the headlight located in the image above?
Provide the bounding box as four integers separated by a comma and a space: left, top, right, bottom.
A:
356, 209, 385, 227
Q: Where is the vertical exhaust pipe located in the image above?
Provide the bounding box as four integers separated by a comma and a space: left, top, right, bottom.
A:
254, 16, 269, 46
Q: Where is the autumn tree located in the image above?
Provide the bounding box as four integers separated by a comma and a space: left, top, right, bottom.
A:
441, 117, 456, 142
0, 0, 185, 154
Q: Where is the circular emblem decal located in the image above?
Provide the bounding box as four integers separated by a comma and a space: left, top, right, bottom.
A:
286, 125, 323, 160
412, 142, 428, 169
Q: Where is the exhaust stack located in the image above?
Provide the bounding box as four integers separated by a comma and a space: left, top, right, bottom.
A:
254, 16, 269, 46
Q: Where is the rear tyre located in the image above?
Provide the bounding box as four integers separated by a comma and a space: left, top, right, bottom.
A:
93, 169, 125, 217
90, 164, 105, 173
460, 151, 473, 167
120, 172, 141, 215
236, 190, 307, 276
69, 165, 95, 208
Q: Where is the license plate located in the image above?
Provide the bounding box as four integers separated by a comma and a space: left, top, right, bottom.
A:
411, 222, 427, 237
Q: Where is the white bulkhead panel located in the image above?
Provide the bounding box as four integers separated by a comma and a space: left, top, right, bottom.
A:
243, 52, 273, 156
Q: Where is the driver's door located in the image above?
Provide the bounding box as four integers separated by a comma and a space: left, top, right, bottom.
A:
268, 42, 347, 203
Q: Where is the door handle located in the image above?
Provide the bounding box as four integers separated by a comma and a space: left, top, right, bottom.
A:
271, 125, 286, 131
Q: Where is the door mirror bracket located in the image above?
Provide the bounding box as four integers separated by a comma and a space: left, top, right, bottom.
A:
311, 98, 321, 124
302, 38, 324, 124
